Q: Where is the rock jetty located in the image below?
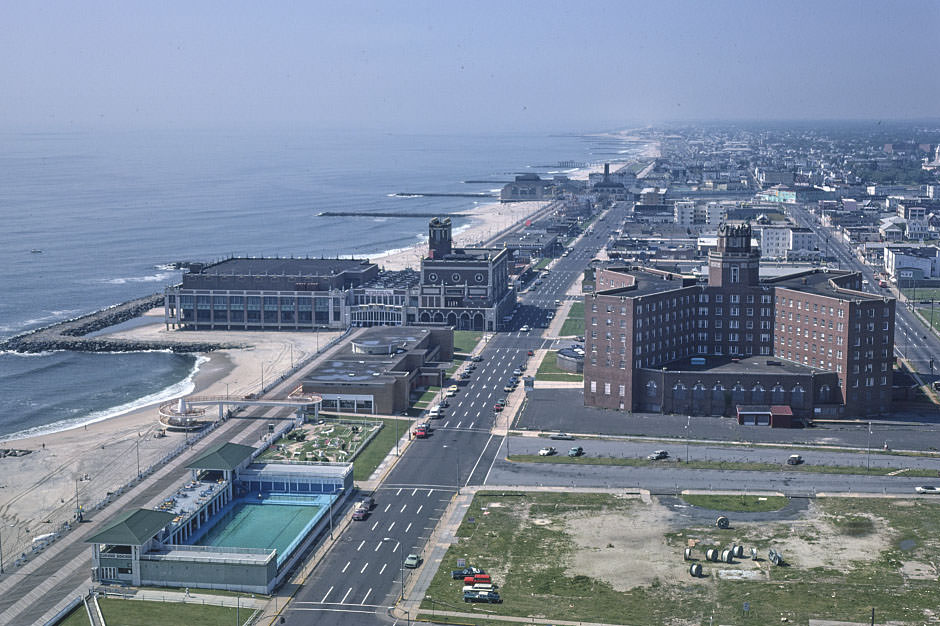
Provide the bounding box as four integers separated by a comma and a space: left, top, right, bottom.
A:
0, 294, 240, 354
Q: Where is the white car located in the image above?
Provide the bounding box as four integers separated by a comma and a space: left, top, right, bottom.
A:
915, 485, 940, 494
520, 325, 530, 332
538, 446, 556, 456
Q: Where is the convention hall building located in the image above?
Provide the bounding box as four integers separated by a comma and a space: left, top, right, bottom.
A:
584, 223, 896, 420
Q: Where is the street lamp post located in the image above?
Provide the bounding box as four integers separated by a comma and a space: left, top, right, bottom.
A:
136, 435, 141, 478
686, 416, 691, 463
867, 421, 872, 472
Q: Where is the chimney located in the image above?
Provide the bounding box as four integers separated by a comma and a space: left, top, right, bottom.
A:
604, 163, 610, 181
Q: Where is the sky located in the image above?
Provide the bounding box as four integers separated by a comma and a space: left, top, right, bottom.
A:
1, 0, 938, 132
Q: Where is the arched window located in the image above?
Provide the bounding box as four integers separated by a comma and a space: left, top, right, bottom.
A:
792, 384, 805, 408
751, 384, 766, 404
646, 380, 658, 398
771, 384, 785, 404
818, 384, 831, 402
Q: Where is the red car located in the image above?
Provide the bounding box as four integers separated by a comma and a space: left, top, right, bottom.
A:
493, 403, 504, 412
414, 425, 429, 438
352, 507, 369, 521
527, 350, 534, 356
464, 573, 492, 585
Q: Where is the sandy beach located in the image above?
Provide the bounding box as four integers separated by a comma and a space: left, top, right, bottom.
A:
371, 199, 549, 271
0, 318, 342, 564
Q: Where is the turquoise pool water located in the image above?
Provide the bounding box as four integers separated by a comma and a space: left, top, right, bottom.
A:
195, 502, 322, 555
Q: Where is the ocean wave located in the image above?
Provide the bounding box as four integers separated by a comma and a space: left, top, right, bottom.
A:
99, 271, 176, 285
0, 354, 209, 443
0, 309, 84, 334
0, 349, 61, 357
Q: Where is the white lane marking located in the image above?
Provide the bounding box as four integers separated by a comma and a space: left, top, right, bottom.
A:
427, 489, 433, 497
360, 562, 369, 574
341, 587, 353, 604
466, 432, 495, 487
412, 488, 418, 496
416, 504, 423, 515
342, 561, 350, 573
320, 586, 333, 603
379, 563, 387, 575
469, 422, 476, 430
405, 522, 413, 533
361, 588, 372, 605
483, 436, 505, 485
475, 410, 481, 418
370, 521, 378, 531
374, 541, 382, 552
394, 541, 400, 552
384, 503, 391, 513
357, 540, 365, 551
400, 504, 407, 513
396, 488, 403, 496
455, 421, 462, 429
443, 421, 450, 428
388, 521, 396, 532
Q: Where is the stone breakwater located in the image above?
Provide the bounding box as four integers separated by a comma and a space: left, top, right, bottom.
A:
0, 294, 240, 354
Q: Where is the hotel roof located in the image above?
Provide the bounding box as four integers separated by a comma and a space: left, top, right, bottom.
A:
767, 269, 890, 301
595, 267, 699, 299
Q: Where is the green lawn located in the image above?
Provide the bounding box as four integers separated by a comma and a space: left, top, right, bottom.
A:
446, 354, 467, 377
98, 599, 249, 626
353, 418, 408, 481
532, 257, 551, 271
453, 330, 483, 354
902, 288, 940, 301
558, 301, 583, 337
506, 453, 940, 477
681, 494, 789, 513
56, 605, 91, 626
534, 351, 582, 382
413, 386, 441, 409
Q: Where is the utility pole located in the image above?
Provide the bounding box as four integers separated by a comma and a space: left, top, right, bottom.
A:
136, 435, 141, 478
867, 422, 872, 472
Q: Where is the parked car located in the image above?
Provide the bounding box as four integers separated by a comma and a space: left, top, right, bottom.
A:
915, 485, 940, 494
493, 402, 504, 412
469, 355, 483, 362
503, 383, 516, 392
520, 325, 531, 332
404, 554, 421, 568
647, 450, 669, 460
549, 432, 574, 440
451, 566, 485, 580
568, 446, 584, 457
414, 425, 429, 438
358, 495, 375, 510
786, 454, 803, 465
512, 368, 522, 376
352, 507, 369, 521
527, 350, 534, 356
463, 590, 501, 604
463, 573, 492, 585
539, 446, 557, 456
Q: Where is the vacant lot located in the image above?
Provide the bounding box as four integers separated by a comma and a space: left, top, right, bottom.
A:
559, 301, 584, 337
453, 330, 483, 354
421, 491, 940, 625
534, 351, 583, 382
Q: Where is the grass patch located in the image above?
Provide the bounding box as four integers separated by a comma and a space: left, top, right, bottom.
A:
353, 418, 408, 481
446, 354, 467, 377
681, 494, 789, 513
420, 491, 694, 624
420, 491, 940, 624
413, 387, 441, 408
534, 352, 583, 382
56, 605, 91, 626
902, 288, 940, 301
559, 301, 583, 337
507, 453, 940, 477
532, 257, 551, 271
832, 514, 876, 537
453, 331, 483, 354
98, 599, 249, 626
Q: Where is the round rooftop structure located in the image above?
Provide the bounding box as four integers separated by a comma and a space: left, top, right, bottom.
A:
556, 346, 585, 373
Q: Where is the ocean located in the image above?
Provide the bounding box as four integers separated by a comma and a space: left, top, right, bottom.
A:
0, 127, 642, 440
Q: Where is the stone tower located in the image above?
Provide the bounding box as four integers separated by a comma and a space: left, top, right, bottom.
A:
428, 217, 453, 259
708, 222, 760, 287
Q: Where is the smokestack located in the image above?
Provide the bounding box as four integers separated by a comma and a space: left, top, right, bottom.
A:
604, 163, 610, 180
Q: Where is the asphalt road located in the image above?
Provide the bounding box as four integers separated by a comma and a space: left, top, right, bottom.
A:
282, 209, 614, 625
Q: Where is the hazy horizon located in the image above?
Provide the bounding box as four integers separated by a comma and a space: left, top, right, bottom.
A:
2, 0, 938, 133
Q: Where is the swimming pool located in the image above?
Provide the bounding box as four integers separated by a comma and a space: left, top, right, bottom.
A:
193, 494, 331, 565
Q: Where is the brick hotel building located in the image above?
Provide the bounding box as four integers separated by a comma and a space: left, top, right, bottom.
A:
584, 223, 895, 418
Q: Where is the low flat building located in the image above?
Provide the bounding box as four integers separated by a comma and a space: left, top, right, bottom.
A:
300, 326, 453, 415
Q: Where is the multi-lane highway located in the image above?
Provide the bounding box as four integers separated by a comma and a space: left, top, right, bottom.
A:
283, 208, 617, 624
